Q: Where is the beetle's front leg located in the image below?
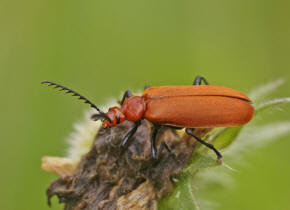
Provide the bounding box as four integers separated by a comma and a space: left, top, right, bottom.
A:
119, 120, 141, 154
120, 85, 149, 105
144, 85, 150, 90
185, 128, 222, 159
193, 76, 209, 85
119, 90, 133, 105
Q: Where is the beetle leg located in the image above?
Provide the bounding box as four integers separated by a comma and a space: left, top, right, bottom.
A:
157, 141, 172, 157
163, 125, 183, 130
144, 85, 150, 90
151, 124, 160, 159
119, 120, 141, 153
119, 90, 133, 105
193, 76, 209, 85
185, 128, 222, 159
151, 142, 173, 166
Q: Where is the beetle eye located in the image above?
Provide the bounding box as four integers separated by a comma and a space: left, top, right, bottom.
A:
116, 115, 120, 124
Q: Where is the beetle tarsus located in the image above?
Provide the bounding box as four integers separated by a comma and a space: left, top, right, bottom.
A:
193, 76, 209, 85
185, 128, 222, 160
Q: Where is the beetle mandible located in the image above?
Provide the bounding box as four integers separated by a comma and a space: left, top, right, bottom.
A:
41, 76, 254, 160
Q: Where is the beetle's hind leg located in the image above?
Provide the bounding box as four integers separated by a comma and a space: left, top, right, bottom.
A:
185, 128, 222, 159
193, 76, 209, 85
118, 90, 133, 105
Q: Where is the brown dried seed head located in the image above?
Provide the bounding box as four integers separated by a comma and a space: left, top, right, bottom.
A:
116, 180, 157, 210
41, 156, 78, 177
44, 120, 208, 210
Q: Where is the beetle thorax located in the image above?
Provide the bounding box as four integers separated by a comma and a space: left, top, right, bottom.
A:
102, 96, 145, 128
121, 96, 145, 122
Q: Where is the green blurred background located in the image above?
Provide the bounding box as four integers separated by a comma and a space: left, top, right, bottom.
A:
1, 0, 290, 209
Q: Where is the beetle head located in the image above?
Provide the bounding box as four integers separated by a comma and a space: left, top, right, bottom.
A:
95, 107, 126, 128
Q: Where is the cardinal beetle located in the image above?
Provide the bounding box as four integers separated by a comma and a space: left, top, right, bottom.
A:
41, 76, 254, 160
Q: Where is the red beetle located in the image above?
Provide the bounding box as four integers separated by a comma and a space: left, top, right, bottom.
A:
41, 76, 254, 159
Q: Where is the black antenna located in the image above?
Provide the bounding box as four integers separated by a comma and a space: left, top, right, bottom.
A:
41, 81, 111, 122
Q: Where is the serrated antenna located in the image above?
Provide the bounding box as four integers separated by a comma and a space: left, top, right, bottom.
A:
41, 80, 111, 122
